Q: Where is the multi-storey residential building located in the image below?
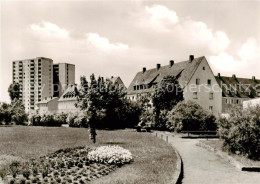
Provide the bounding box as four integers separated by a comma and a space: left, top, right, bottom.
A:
215, 74, 260, 113
12, 57, 53, 112
127, 56, 223, 115
53, 63, 75, 97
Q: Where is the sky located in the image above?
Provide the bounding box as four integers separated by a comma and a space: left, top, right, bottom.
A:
1, 0, 260, 102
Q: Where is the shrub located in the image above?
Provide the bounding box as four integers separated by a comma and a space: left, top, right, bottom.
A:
53, 113, 67, 125
218, 105, 260, 160
30, 113, 62, 127
167, 101, 217, 132
9, 161, 21, 178
22, 166, 31, 179
67, 112, 88, 128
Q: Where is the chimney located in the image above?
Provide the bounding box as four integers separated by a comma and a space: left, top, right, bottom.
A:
252, 76, 256, 81
189, 55, 194, 62
232, 74, 236, 79
218, 73, 221, 78
156, 64, 161, 70
169, 60, 174, 67
143, 67, 146, 73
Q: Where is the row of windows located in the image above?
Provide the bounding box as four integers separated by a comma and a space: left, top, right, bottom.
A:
133, 84, 149, 91
193, 92, 214, 100
225, 98, 241, 104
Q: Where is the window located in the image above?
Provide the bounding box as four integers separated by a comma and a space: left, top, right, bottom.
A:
231, 99, 234, 104
236, 99, 239, 104
209, 106, 213, 111
209, 93, 213, 100
225, 99, 228, 104
196, 78, 200, 85
133, 86, 136, 91
207, 79, 211, 85
203, 66, 205, 70
137, 85, 140, 90
193, 92, 198, 99
140, 85, 143, 90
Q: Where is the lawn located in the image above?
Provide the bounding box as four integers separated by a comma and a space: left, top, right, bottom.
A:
200, 139, 260, 167
0, 126, 177, 184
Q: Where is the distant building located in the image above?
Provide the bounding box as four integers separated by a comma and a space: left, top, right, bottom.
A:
215, 74, 260, 113
127, 56, 223, 115
53, 63, 75, 97
12, 57, 53, 112
12, 57, 75, 113
57, 84, 79, 114
36, 97, 58, 115
106, 76, 126, 89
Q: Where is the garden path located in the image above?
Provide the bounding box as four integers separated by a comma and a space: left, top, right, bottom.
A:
156, 132, 260, 184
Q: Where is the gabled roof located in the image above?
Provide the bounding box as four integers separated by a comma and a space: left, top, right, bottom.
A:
109, 76, 119, 83
127, 56, 205, 95
215, 75, 260, 98
107, 76, 126, 89
58, 85, 79, 102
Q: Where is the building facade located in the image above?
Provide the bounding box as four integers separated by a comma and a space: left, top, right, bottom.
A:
57, 84, 79, 114
53, 63, 75, 97
12, 57, 53, 112
215, 74, 260, 113
127, 56, 222, 115
36, 97, 58, 115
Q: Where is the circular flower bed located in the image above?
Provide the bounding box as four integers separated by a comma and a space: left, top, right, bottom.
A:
0, 146, 132, 184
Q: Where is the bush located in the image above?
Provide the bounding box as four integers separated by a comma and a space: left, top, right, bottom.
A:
0, 100, 28, 125
167, 101, 217, 132
30, 113, 63, 127
218, 105, 260, 160
53, 113, 67, 125
67, 112, 88, 128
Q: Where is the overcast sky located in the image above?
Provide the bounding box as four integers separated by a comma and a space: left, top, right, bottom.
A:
1, 0, 260, 102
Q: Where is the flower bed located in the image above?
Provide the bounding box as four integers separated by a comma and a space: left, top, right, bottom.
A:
0, 146, 132, 184
88, 146, 133, 165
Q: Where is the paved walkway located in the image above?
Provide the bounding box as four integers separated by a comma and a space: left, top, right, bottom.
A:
156, 132, 260, 184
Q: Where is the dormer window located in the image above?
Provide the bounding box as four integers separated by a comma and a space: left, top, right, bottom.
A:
203, 66, 205, 70
133, 86, 137, 91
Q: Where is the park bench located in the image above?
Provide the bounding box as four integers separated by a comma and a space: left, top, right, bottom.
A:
181, 131, 218, 139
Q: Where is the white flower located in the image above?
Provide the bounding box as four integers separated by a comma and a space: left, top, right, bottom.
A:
87, 145, 133, 165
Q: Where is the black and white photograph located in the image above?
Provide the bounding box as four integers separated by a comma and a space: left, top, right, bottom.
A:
0, 0, 260, 183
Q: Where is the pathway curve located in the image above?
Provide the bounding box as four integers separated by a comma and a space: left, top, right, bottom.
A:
156, 132, 260, 184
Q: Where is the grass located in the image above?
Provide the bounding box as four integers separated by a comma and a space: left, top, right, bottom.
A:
200, 139, 260, 167
0, 126, 177, 184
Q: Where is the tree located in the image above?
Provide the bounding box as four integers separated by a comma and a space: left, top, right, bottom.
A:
152, 76, 184, 130
10, 99, 28, 125
77, 74, 141, 142
77, 74, 102, 143
167, 101, 217, 132
8, 82, 20, 101
0, 102, 12, 124
218, 105, 260, 160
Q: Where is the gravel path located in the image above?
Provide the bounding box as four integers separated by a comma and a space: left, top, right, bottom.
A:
156, 132, 260, 184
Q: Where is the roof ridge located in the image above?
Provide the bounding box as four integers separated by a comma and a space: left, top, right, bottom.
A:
140, 56, 204, 72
